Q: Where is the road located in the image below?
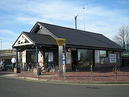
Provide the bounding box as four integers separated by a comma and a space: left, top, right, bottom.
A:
0, 77, 129, 97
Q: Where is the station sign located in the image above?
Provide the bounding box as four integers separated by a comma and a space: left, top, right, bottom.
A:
109, 54, 117, 63
55, 38, 65, 46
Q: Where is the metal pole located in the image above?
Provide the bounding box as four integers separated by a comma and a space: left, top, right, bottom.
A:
35, 46, 39, 68
58, 45, 63, 77
83, 6, 86, 30
90, 65, 93, 81
75, 15, 77, 29
16, 48, 18, 70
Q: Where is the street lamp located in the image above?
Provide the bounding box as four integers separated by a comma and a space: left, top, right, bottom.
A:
83, 6, 86, 31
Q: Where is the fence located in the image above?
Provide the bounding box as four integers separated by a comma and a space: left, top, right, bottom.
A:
122, 57, 129, 66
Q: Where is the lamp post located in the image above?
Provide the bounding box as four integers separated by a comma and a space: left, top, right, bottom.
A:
75, 15, 78, 29
83, 6, 86, 31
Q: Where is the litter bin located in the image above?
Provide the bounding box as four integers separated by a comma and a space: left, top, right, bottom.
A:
33, 67, 41, 75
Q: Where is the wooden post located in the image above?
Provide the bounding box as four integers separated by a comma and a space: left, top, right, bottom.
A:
35, 46, 38, 67
14, 48, 20, 73
33, 46, 41, 75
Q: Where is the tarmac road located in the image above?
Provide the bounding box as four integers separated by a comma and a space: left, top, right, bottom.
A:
0, 77, 129, 97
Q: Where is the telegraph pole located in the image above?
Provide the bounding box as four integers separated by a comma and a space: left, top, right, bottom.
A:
75, 15, 78, 29
83, 6, 86, 31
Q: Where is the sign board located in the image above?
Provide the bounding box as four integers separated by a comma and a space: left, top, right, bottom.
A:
109, 54, 117, 63
95, 50, 100, 63
62, 53, 66, 65
55, 38, 65, 46
22, 50, 26, 63
66, 52, 71, 64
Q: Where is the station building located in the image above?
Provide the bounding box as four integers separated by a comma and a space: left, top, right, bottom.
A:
12, 22, 123, 72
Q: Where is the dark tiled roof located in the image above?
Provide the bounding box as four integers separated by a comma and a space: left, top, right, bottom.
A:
38, 22, 123, 50
23, 32, 56, 45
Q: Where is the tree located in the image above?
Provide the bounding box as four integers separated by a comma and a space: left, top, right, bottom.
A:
114, 25, 129, 49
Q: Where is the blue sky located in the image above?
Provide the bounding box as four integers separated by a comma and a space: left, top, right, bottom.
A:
0, 0, 129, 49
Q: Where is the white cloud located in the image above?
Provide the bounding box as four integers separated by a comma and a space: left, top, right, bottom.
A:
15, 1, 129, 33
16, 17, 39, 25
0, 41, 14, 50
0, 29, 18, 49
0, 29, 17, 37
0, 0, 129, 49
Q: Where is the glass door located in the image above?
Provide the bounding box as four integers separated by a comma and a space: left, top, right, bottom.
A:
45, 52, 54, 71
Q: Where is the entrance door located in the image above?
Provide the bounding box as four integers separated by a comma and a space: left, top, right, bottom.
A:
45, 52, 54, 71
71, 50, 78, 71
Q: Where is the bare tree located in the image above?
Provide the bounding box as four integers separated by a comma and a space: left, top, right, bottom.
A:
114, 25, 129, 49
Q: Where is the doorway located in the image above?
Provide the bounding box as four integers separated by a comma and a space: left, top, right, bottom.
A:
71, 50, 78, 71
45, 52, 54, 71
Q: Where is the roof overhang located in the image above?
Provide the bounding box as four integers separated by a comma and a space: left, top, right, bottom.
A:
66, 44, 124, 51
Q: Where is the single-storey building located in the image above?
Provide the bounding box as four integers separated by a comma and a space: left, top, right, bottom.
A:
12, 22, 124, 72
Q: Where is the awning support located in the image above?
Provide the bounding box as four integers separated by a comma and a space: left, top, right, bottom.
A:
35, 46, 39, 68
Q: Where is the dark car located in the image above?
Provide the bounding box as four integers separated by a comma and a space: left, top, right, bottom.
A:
4, 64, 13, 70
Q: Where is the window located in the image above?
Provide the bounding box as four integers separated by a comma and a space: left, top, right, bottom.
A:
95, 50, 107, 64
77, 49, 93, 71
100, 50, 106, 57
99, 50, 107, 64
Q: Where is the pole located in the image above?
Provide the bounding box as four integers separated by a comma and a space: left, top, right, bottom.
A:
58, 45, 63, 77
35, 46, 41, 75
16, 48, 18, 69
90, 65, 93, 81
35, 46, 39, 68
75, 15, 77, 29
15, 48, 20, 73
83, 6, 86, 30
56, 38, 65, 77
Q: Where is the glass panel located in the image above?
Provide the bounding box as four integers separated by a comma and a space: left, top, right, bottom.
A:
77, 49, 93, 71
99, 50, 107, 64
95, 50, 100, 63
100, 50, 106, 57
45, 52, 53, 62
48, 52, 53, 62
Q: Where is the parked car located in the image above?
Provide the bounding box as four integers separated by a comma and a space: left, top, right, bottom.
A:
0, 63, 4, 70
4, 64, 13, 70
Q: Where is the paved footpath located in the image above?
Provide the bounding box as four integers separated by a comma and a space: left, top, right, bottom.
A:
1, 70, 129, 84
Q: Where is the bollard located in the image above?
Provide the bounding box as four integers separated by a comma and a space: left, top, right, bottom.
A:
90, 65, 93, 81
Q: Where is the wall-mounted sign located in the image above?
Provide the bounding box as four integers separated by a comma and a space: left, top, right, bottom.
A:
22, 50, 26, 63
66, 52, 71, 64
95, 50, 100, 63
71, 48, 76, 51
62, 53, 66, 65
14, 34, 33, 47
55, 38, 65, 46
109, 54, 117, 63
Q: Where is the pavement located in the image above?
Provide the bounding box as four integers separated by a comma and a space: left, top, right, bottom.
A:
0, 77, 129, 97
1, 68, 129, 84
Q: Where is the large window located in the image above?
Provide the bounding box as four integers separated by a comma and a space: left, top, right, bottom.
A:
100, 50, 106, 57
95, 50, 107, 64
77, 49, 93, 71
